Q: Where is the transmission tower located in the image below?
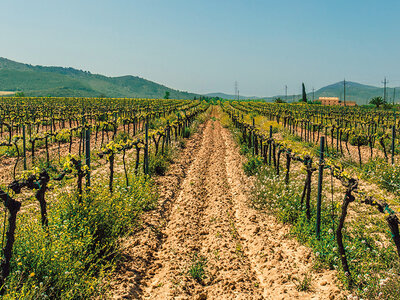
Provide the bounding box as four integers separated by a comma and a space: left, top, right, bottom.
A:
382, 77, 388, 103
343, 79, 346, 106
234, 81, 238, 100
285, 85, 288, 102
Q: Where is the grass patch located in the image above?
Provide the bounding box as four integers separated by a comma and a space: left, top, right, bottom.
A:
243, 155, 263, 176
188, 253, 207, 283
295, 273, 312, 292
362, 157, 400, 194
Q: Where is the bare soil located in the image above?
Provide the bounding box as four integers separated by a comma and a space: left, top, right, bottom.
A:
110, 108, 344, 299
0, 91, 15, 96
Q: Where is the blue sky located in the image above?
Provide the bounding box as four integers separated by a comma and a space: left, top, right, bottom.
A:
1, 0, 399, 96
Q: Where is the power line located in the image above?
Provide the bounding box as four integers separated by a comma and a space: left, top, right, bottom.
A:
285, 85, 288, 102
394, 88, 396, 105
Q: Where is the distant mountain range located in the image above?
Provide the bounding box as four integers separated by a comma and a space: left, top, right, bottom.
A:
308, 81, 398, 105
280, 81, 399, 105
205, 92, 260, 100
0, 57, 398, 104
0, 57, 198, 99
209, 81, 399, 105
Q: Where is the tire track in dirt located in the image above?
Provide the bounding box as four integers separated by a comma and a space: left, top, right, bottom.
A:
141, 108, 262, 299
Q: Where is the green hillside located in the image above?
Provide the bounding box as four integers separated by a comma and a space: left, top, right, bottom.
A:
0, 57, 199, 99
313, 81, 398, 105
2, 57, 398, 104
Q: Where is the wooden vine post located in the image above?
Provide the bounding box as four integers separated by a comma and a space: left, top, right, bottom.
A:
392, 125, 396, 165
166, 120, 170, 147
316, 136, 325, 239
284, 149, 291, 184
134, 143, 141, 173
252, 118, 255, 156
85, 127, 91, 188
122, 148, 129, 186
336, 127, 339, 153
22, 124, 27, 170
109, 153, 115, 194
276, 148, 283, 176
144, 117, 149, 175
45, 136, 50, 166
356, 135, 362, 167
0, 189, 21, 294
268, 125, 272, 165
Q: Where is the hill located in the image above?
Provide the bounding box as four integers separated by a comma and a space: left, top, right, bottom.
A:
0, 57, 198, 99
263, 81, 399, 105
209, 81, 399, 105
2, 57, 398, 103
312, 81, 398, 105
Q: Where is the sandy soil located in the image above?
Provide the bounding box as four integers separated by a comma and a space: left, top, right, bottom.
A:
110, 108, 344, 299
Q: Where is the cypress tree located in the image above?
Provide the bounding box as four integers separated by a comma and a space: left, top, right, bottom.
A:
302, 83, 307, 102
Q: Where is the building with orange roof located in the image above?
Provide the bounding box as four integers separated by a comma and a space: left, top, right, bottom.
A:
315, 97, 357, 106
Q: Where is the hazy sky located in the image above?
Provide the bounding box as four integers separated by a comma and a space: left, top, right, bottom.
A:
1, 0, 399, 97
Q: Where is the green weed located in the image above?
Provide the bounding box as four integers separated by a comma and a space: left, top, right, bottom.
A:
188, 253, 207, 283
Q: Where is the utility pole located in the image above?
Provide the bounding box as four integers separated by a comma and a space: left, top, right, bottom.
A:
312, 88, 315, 102
285, 85, 288, 102
343, 79, 346, 106
382, 77, 388, 103
393, 88, 396, 105
238, 89, 240, 101
234, 81, 238, 101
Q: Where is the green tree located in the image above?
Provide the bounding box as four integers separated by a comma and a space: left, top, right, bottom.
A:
302, 83, 307, 102
370, 96, 385, 108
14, 92, 25, 97
164, 91, 170, 99
274, 97, 286, 103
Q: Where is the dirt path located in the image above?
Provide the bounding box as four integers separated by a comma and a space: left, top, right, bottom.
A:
111, 108, 344, 299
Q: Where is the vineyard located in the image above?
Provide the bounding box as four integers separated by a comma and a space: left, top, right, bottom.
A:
222, 101, 400, 299
0, 97, 209, 298
0, 98, 399, 299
